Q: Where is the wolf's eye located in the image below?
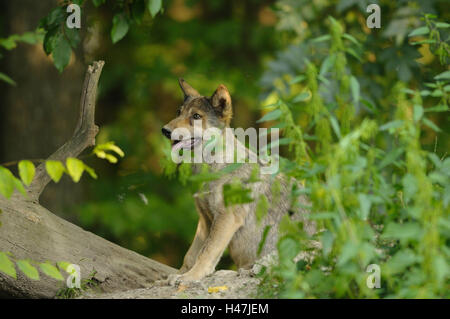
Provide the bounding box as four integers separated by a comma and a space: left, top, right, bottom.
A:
176, 109, 181, 116
192, 113, 202, 120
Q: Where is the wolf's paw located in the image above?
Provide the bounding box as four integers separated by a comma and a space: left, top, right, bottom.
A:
166, 274, 183, 286
238, 268, 253, 277
166, 273, 202, 286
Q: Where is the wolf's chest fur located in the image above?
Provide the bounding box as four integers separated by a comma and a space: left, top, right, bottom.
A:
192, 162, 311, 269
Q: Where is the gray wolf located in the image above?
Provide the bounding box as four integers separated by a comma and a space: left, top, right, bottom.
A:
161, 79, 315, 283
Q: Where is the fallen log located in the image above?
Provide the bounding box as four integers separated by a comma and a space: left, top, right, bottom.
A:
0, 61, 176, 298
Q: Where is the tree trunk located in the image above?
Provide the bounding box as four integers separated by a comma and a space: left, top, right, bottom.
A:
0, 195, 176, 298
0, 61, 176, 298
0, 0, 85, 218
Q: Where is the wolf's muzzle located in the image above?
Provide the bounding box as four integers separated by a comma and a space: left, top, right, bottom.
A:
162, 127, 172, 139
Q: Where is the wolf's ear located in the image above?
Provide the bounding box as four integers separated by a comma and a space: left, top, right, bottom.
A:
179, 78, 200, 101
211, 84, 232, 125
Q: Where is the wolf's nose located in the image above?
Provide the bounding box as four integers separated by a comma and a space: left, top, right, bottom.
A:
162, 127, 172, 139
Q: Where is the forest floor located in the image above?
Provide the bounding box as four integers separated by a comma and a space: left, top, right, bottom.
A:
81, 254, 276, 299
82, 269, 261, 299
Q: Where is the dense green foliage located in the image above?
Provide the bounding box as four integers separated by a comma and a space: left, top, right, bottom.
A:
254, 2, 449, 298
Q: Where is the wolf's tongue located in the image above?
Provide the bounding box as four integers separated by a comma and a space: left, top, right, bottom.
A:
172, 139, 192, 152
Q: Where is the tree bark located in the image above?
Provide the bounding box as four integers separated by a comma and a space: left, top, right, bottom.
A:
0, 61, 176, 298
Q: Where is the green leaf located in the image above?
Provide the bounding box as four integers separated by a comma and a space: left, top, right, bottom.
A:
360, 99, 377, 112
223, 182, 253, 207
435, 22, 450, 29
292, 92, 310, 103
0, 72, 16, 86
308, 212, 339, 221
411, 39, 436, 45
148, 0, 162, 18
401, 88, 416, 95
425, 104, 449, 112
44, 7, 65, 28
378, 147, 404, 169
94, 142, 125, 158
420, 90, 431, 96
318, 75, 330, 86
346, 48, 362, 62
408, 26, 430, 37
311, 34, 330, 43
433, 255, 449, 283
57, 261, 72, 273
379, 120, 403, 131
220, 163, 243, 174
45, 160, 65, 183
430, 89, 443, 97
13, 177, 27, 197
83, 164, 98, 180
321, 230, 334, 257
188, 172, 222, 183
350, 76, 360, 103
16, 260, 39, 280
261, 100, 281, 110
358, 193, 371, 220
434, 71, 450, 80
39, 263, 64, 281
0, 167, 16, 199
342, 33, 361, 46
267, 137, 292, 149
278, 237, 299, 261
402, 173, 417, 202
0, 252, 16, 278
329, 116, 341, 139
43, 27, 60, 55
289, 75, 305, 84
255, 195, 269, 223
52, 36, 72, 73
319, 54, 336, 76
382, 222, 422, 241
18, 160, 35, 186
423, 118, 441, 132
279, 214, 300, 237
98, 153, 118, 163
0, 37, 17, 50
385, 249, 420, 275
337, 241, 358, 267
257, 225, 271, 257
66, 158, 85, 183
64, 24, 81, 48
20, 31, 44, 46
427, 153, 442, 169
257, 109, 282, 123
424, 82, 437, 89
413, 104, 424, 122
111, 14, 129, 44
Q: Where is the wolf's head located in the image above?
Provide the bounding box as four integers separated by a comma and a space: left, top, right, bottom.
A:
162, 79, 232, 152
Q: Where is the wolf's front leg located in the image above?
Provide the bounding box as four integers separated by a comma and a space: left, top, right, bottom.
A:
179, 214, 209, 273
170, 208, 245, 284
